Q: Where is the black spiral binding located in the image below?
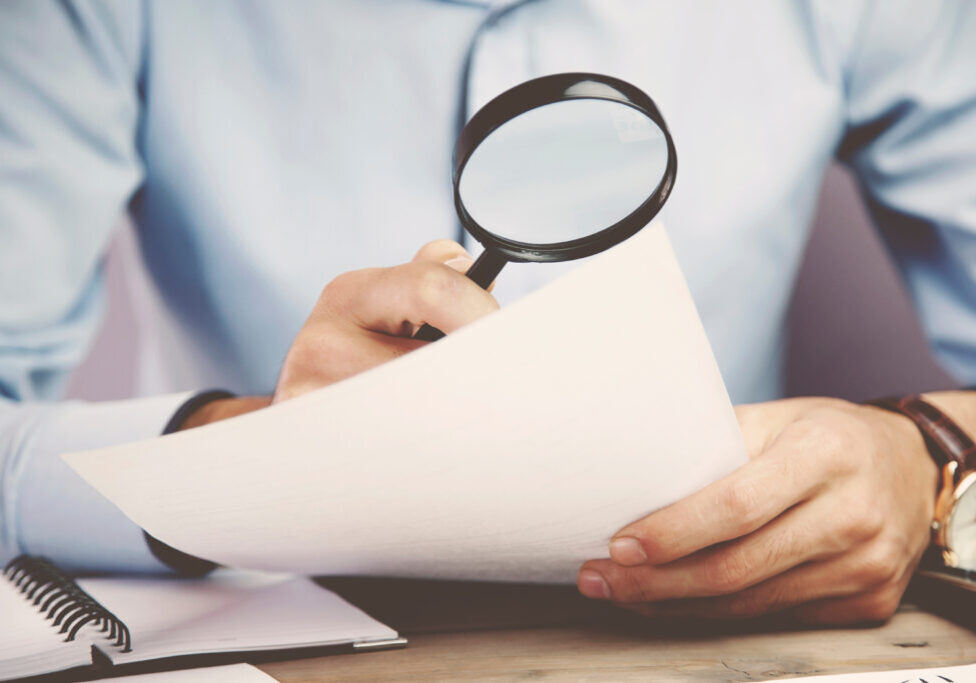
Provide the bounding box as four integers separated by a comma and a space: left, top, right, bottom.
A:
3, 556, 132, 653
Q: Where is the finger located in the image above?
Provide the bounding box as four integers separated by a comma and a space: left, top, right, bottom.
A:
406, 242, 476, 335
410, 240, 497, 292
594, 534, 907, 619
274, 328, 424, 401
787, 583, 906, 625
609, 430, 830, 567
616, 556, 880, 619
787, 549, 914, 625
608, 566, 855, 620
323, 261, 499, 337
412, 240, 471, 265
587, 490, 872, 602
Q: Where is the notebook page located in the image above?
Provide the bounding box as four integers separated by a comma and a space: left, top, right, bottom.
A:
66, 222, 747, 582
0, 577, 93, 680
77, 572, 396, 665
89, 663, 277, 681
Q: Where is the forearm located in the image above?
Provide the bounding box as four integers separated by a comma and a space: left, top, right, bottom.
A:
0, 394, 191, 572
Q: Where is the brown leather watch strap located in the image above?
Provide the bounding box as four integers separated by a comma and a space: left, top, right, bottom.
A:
868, 395, 976, 476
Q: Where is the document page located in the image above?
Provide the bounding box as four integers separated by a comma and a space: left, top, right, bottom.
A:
65, 222, 747, 583
765, 662, 976, 682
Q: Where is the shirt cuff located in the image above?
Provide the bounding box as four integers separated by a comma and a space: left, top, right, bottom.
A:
3, 392, 193, 573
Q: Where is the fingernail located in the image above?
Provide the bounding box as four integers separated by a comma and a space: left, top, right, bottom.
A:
444, 256, 474, 271
609, 536, 647, 566
578, 569, 611, 600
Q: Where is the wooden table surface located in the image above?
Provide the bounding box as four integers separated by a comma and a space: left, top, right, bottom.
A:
256, 576, 976, 682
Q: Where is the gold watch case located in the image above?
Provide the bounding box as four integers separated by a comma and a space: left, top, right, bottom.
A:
933, 462, 976, 569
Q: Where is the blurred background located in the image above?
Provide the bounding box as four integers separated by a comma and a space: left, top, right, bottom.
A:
66, 163, 959, 404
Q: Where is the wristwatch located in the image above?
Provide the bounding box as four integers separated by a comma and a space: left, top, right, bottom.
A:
869, 395, 976, 571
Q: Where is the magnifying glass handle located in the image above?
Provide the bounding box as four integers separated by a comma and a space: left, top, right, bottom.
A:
413, 249, 507, 342
462, 248, 507, 289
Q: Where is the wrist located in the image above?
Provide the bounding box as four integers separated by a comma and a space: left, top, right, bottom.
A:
177, 396, 272, 431
864, 404, 939, 480
864, 403, 939, 494
864, 392, 976, 552
921, 390, 976, 433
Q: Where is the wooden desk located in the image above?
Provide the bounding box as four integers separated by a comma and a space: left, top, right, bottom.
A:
257, 577, 976, 681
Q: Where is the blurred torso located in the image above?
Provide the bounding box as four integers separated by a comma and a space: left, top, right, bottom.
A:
132, 0, 848, 403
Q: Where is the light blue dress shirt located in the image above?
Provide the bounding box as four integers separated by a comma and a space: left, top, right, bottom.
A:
2, 0, 975, 573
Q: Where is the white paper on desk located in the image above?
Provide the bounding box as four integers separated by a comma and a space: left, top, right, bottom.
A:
766, 662, 976, 682
65, 222, 747, 583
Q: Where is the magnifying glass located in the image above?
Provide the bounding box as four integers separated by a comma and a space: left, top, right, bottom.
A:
415, 72, 677, 341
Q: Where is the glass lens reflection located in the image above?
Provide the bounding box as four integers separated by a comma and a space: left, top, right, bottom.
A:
458, 99, 668, 245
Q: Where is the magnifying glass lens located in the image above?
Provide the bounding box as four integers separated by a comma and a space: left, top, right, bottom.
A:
413, 73, 677, 342
458, 99, 669, 246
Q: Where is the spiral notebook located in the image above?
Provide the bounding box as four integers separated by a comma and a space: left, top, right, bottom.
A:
0, 556, 405, 682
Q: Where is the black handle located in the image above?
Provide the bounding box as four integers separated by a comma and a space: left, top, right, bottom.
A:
413, 248, 507, 341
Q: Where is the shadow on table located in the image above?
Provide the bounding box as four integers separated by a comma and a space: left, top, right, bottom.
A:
318, 575, 976, 637
318, 576, 813, 637
906, 574, 976, 633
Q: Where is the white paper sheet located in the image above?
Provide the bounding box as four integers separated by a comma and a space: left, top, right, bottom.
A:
65, 222, 747, 583
766, 662, 976, 682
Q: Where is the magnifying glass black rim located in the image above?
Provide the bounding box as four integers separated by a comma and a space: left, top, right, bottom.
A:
453, 71, 677, 263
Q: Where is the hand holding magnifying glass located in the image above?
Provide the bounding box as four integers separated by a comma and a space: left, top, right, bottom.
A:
415, 72, 677, 341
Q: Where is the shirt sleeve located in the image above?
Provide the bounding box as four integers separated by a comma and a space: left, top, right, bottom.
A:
1, 394, 191, 573
0, 1, 178, 572
836, 0, 976, 383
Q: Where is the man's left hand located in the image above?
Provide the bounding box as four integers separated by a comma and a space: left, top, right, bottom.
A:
577, 397, 939, 624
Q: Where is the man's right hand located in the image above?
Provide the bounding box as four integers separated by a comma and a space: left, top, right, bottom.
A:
178, 240, 498, 429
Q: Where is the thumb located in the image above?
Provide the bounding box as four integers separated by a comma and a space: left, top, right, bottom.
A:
412, 239, 471, 265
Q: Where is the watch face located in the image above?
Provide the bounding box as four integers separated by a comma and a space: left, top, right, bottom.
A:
947, 474, 976, 570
